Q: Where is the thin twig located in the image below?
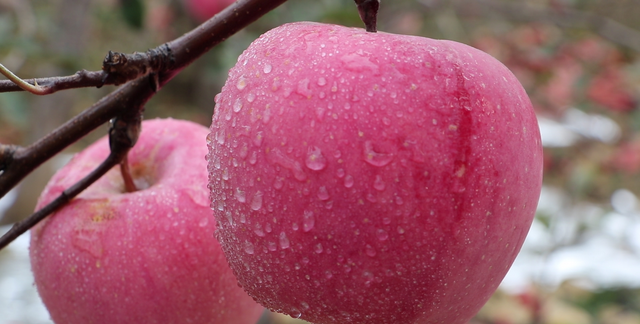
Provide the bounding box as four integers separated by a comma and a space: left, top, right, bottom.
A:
0, 69, 106, 94
0, 0, 290, 200
0, 90, 144, 250
0, 63, 49, 95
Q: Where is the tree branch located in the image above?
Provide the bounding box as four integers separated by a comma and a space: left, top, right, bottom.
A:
0, 0, 289, 202
0, 69, 107, 94
0, 106, 142, 250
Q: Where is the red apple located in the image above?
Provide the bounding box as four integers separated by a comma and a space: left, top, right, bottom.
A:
183, 0, 235, 23
30, 118, 264, 324
208, 22, 543, 324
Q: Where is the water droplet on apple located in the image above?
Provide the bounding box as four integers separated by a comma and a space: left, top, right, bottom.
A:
279, 232, 290, 249
236, 77, 247, 90
317, 186, 330, 200
250, 191, 263, 210
253, 131, 264, 147
394, 196, 404, 205
315, 243, 323, 253
373, 175, 386, 191
254, 224, 265, 237
366, 193, 377, 203
305, 146, 327, 171
376, 229, 389, 241
344, 175, 354, 188
263, 63, 273, 74
235, 188, 246, 203
303, 210, 315, 232
268, 241, 277, 251
198, 218, 209, 227
290, 307, 302, 319
365, 244, 377, 257
363, 141, 393, 167
269, 148, 307, 181
247, 92, 256, 103
233, 98, 243, 112
244, 241, 255, 254
264, 223, 272, 233
273, 177, 284, 190
317, 77, 327, 86
292, 223, 299, 231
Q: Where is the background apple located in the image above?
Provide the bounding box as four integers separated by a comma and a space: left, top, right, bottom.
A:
183, 0, 236, 23
30, 118, 264, 324
208, 22, 543, 324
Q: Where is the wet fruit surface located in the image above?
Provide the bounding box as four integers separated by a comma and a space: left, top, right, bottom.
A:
208, 22, 543, 324
30, 119, 264, 324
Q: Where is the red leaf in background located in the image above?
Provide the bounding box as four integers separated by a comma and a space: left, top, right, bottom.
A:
612, 140, 640, 173
569, 37, 614, 65
542, 56, 583, 111
587, 67, 635, 112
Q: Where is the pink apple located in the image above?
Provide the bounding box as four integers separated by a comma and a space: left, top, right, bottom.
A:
208, 22, 543, 324
183, 0, 235, 23
30, 118, 264, 324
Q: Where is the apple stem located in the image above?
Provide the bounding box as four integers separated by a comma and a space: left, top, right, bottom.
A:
120, 154, 137, 192
354, 0, 380, 33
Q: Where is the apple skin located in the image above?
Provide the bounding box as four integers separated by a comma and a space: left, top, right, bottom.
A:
30, 118, 264, 324
183, 0, 235, 23
208, 22, 543, 324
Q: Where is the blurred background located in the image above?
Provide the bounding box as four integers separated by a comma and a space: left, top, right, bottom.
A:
2, 0, 640, 323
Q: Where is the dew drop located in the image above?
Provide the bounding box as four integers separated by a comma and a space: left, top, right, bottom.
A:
344, 175, 354, 188
235, 188, 246, 203
244, 241, 255, 254
198, 218, 209, 227
247, 92, 256, 103
315, 243, 324, 253
317, 186, 330, 201
305, 146, 327, 171
274, 177, 284, 190
253, 131, 264, 147
250, 191, 263, 211
290, 308, 302, 319
279, 232, 291, 249
263, 63, 273, 74
317, 77, 327, 86
364, 141, 394, 167
365, 244, 377, 257
376, 229, 389, 241
373, 175, 386, 191
336, 168, 345, 178
303, 210, 315, 232
254, 224, 265, 237
233, 98, 243, 112
236, 77, 247, 90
